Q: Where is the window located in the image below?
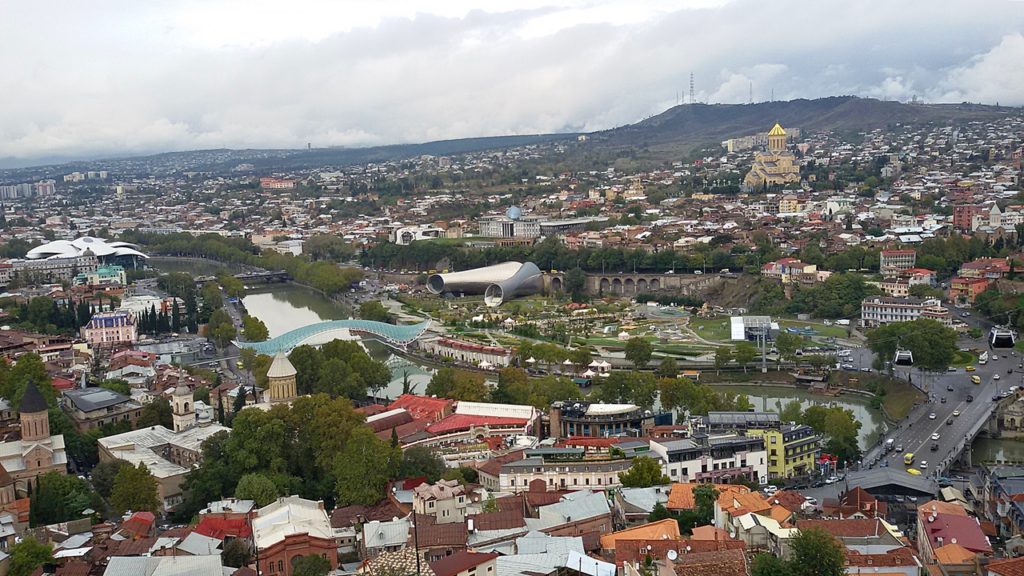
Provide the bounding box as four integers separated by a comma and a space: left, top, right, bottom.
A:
278, 560, 283, 572
268, 561, 275, 573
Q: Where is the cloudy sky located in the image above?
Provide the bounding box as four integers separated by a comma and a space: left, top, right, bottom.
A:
1, 0, 1022, 164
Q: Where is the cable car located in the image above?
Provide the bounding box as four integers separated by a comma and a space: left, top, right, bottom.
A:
894, 349, 914, 366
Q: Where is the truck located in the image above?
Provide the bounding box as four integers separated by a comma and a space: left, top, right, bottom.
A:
885, 438, 895, 452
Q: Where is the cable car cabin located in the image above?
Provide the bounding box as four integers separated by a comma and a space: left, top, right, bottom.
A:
894, 350, 914, 366
990, 327, 1017, 349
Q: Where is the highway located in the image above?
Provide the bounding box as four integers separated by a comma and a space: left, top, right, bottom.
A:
800, 328, 1017, 503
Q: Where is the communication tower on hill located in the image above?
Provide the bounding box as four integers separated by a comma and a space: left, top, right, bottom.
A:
689, 72, 695, 104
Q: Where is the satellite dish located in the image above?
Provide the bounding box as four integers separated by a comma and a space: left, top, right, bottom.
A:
666, 550, 678, 561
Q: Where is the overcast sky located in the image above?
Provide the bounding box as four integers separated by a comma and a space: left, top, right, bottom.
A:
1, 0, 1022, 163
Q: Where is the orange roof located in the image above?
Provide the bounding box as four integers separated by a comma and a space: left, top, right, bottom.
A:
667, 483, 747, 511
767, 505, 793, 526
933, 543, 976, 565
690, 525, 733, 542
720, 491, 770, 517
917, 500, 968, 517
599, 518, 680, 551
988, 556, 1024, 576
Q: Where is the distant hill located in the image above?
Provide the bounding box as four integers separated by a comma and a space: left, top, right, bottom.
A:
587, 96, 1021, 154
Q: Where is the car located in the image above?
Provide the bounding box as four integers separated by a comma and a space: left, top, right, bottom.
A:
763, 486, 778, 496
995, 374, 1002, 380
947, 366, 957, 372
953, 410, 961, 417
812, 480, 825, 488
880, 459, 889, 467
947, 417, 954, 425
994, 395, 1001, 401
825, 476, 838, 484
895, 444, 904, 452
931, 442, 939, 451
841, 363, 855, 370
932, 432, 941, 440
861, 367, 871, 372
920, 461, 929, 469
929, 412, 937, 419
947, 385, 955, 391
967, 395, 974, 402
962, 312, 971, 317
941, 396, 947, 403
804, 496, 817, 505
967, 366, 976, 372
907, 468, 922, 475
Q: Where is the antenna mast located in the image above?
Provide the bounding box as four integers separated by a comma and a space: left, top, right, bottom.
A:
689, 72, 695, 105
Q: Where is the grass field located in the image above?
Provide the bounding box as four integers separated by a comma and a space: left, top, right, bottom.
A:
776, 319, 849, 340
689, 317, 732, 342
834, 372, 923, 421
951, 350, 978, 367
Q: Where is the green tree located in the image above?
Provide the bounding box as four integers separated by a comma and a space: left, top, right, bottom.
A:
751, 553, 790, 576
866, 318, 958, 372
334, 427, 400, 506
208, 308, 237, 348
733, 342, 758, 373
714, 346, 734, 373
235, 473, 279, 506
693, 484, 719, 524
426, 368, 489, 402
193, 385, 211, 405
618, 456, 670, 487
655, 357, 679, 379
398, 446, 447, 483
99, 378, 131, 395
9, 537, 54, 576
242, 315, 270, 342
92, 459, 129, 499
564, 267, 588, 302
789, 527, 845, 576
358, 300, 392, 323
110, 463, 161, 514
293, 555, 332, 576
136, 397, 173, 429
773, 331, 804, 363
778, 399, 803, 424
221, 538, 252, 569
624, 337, 653, 369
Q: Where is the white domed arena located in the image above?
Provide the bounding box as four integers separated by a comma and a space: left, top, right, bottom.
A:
27, 236, 148, 262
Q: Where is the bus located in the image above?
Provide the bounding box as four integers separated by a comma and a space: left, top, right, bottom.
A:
979, 351, 989, 365
972, 375, 981, 385
904, 452, 915, 466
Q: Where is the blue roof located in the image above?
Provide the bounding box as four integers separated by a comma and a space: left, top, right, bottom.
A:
234, 319, 431, 355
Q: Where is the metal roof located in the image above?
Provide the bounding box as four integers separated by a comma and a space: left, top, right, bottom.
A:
235, 319, 432, 354
63, 387, 134, 412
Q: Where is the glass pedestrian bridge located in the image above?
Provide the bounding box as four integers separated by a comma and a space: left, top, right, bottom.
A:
235, 319, 432, 355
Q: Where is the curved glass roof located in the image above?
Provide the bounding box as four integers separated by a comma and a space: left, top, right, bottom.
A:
235, 319, 432, 355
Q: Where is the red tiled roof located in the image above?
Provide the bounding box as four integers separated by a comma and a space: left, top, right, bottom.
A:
195, 516, 252, 540
798, 518, 890, 538
672, 548, 748, 576
388, 394, 453, 422
121, 511, 156, 538
844, 547, 918, 568
426, 414, 529, 435
478, 450, 525, 478
988, 556, 1024, 576
920, 513, 991, 554
615, 538, 744, 567
430, 551, 498, 576
331, 501, 404, 529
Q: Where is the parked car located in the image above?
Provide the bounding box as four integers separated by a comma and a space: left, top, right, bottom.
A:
947, 385, 955, 391
920, 461, 929, 469
932, 432, 941, 440
929, 412, 937, 419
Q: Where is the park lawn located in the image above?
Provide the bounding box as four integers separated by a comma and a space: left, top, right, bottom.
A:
689, 317, 732, 342
776, 319, 848, 340
834, 372, 923, 421
951, 350, 978, 367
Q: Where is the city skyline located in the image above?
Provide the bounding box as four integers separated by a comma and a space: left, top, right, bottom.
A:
1, 0, 1022, 164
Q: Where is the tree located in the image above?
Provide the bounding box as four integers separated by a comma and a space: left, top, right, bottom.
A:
222, 538, 252, 568
655, 357, 679, 379
564, 267, 587, 302
779, 399, 803, 424
398, 446, 446, 483
110, 463, 161, 515
31, 472, 96, 526
619, 456, 670, 487
751, 553, 790, 576
426, 368, 489, 402
773, 331, 804, 363
693, 484, 719, 524
788, 527, 845, 576
714, 346, 734, 373
866, 318, 958, 372
193, 385, 211, 405
359, 301, 392, 323
235, 473, 279, 506
293, 555, 332, 576
100, 378, 131, 395
92, 459, 129, 498
136, 397, 173, 429
9, 537, 54, 576
241, 315, 270, 342
624, 337, 653, 369
334, 427, 400, 506
733, 342, 758, 373
208, 308, 237, 348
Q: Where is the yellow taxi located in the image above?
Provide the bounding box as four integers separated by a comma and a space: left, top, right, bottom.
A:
966, 366, 976, 372
906, 468, 922, 476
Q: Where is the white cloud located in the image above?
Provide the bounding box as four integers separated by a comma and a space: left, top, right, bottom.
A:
0, 0, 1022, 161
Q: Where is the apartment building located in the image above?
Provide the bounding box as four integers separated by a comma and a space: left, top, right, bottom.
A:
879, 250, 916, 276
746, 425, 822, 479
860, 296, 950, 327
648, 434, 768, 484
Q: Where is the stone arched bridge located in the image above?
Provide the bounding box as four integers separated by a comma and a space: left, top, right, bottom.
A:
544, 272, 723, 296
